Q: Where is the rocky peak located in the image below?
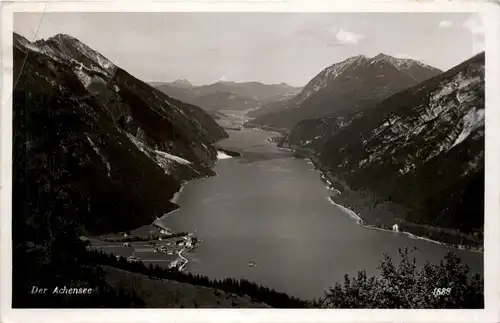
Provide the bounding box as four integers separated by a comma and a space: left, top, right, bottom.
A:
29, 32, 117, 77
13, 31, 228, 234
299, 55, 370, 99
368, 53, 443, 79
48, 33, 80, 43
372, 53, 391, 60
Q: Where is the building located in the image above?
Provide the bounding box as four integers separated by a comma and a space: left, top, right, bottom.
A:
168, 260, 179, 269
392, 224, 399, 232
127, 256, 139, 263
160, 228, 172, 235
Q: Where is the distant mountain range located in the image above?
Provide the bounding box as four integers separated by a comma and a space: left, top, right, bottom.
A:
280, 52, 485, 247
151, 80, 302, 112
247, 54, 442, 130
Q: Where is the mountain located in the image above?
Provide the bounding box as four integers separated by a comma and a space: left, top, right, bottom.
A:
281, 52, 485, 247
193, 81, 301, 104
190, 91, 261, 112
13, 32, 228, 235
170, 79, 194, 89
248, 54, 442, 130
151, 80, 301, 112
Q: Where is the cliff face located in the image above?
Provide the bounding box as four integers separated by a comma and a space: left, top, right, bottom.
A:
249, 54, 442, 130
13, 33, 228, 234
283, 53, 485, 243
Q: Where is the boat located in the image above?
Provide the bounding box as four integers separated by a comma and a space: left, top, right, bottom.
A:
248, 261, 256, 267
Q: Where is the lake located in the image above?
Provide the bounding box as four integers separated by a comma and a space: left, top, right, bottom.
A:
159, 112, 483, 300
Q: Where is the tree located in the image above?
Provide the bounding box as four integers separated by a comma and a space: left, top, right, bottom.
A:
317, 248, 483, 308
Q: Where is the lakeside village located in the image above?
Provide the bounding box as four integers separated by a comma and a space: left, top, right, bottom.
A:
83, 222, 199, 271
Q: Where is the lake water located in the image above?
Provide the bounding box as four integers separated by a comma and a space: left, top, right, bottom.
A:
159, 112, 483, 300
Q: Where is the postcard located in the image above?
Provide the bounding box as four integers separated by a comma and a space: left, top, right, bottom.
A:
1, 1, 499, 322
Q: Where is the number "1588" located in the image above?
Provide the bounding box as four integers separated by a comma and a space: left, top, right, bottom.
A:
432, 288, 452, 296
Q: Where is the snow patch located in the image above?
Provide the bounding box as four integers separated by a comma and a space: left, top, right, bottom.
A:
69, 36, 116, 74
125, 132, 149, 154
450, 108, 485, 149
74, 70, 93, 88
217, 151, 232, 159
153, 150, 192, 165
124, 131, 197, 175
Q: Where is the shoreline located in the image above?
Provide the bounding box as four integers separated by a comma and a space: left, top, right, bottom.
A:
158, 171, 220, 222
275, 139, 484, 254
325, 197, 484, 254
160, 151, 232, 221
239, 126, 484, 254
155, 150, 232, 269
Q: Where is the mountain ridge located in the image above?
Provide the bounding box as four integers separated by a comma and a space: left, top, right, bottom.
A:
13, 31, 228, 234
247, 53, 442, 128
151, 79, 302, 113
280, 52, 485, 248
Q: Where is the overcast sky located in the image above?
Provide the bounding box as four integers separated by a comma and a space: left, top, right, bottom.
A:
14, 12, 484, 87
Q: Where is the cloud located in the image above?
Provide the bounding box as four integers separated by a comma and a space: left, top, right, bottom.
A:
439, 20, 453, 28
334, 28, 365, 45
463, 15, 484, 35
463, 14, 485, 54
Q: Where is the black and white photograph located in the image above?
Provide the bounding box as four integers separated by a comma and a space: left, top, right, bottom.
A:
1, 1, 500, 321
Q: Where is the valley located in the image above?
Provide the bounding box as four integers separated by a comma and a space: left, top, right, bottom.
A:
12, 27, 485, 309
156, 112, 483, 300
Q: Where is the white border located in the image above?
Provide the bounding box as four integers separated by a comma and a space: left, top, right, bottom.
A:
1, 1, 499, 323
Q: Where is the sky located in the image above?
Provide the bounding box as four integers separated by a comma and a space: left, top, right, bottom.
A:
14, 12, 485, 87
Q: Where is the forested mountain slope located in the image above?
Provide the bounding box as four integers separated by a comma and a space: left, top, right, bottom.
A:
282, 52, 485, 247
